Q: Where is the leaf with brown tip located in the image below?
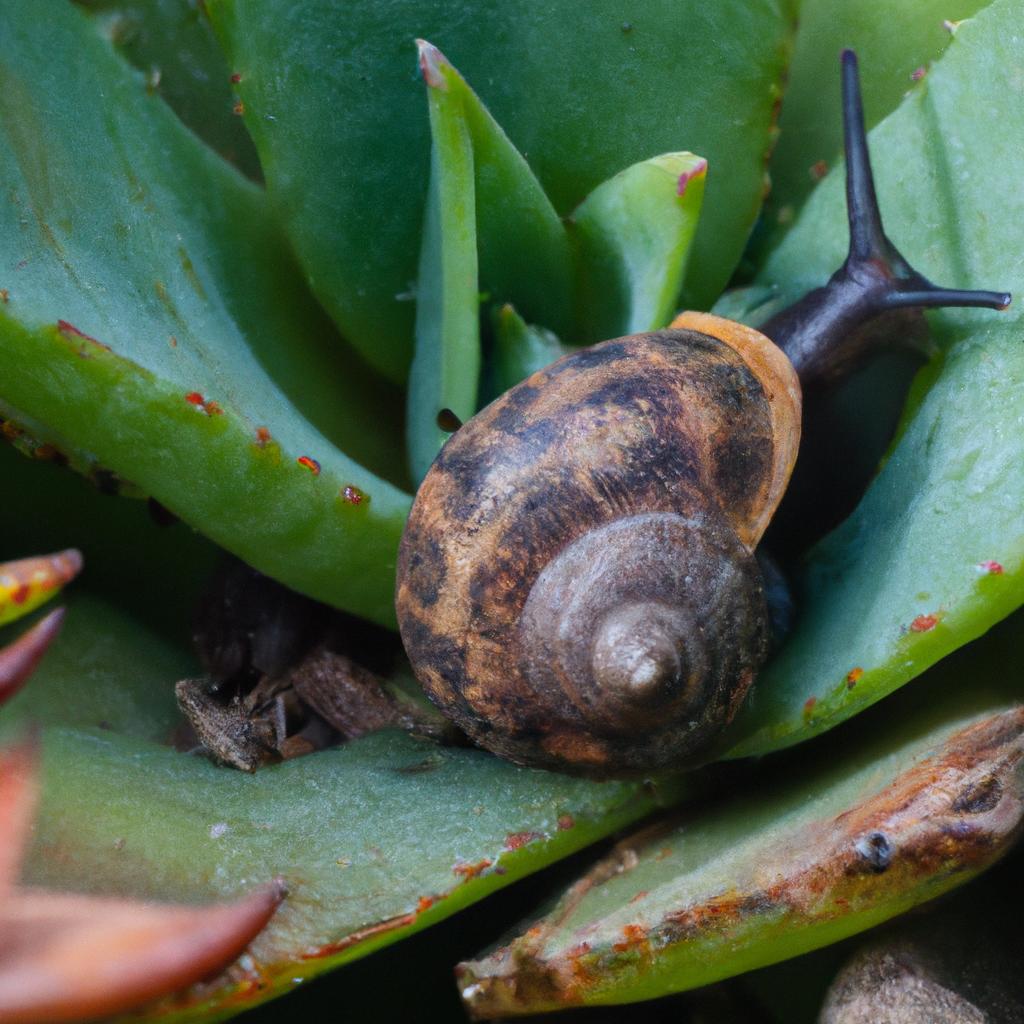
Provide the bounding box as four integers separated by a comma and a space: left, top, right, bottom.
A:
0, 611, 66, 709
0, 883, 284, 1024
457, 683, 1024, 1017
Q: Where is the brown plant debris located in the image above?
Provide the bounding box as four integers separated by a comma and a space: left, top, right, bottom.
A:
178, 558, 455, 770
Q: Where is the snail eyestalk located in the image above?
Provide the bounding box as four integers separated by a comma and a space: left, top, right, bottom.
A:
763, 49, 1011, 387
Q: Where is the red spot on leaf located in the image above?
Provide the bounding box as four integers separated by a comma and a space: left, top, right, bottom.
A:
342, 485, 365, 505
911, 66, 928, 81
846, 667, 864, 689
10, 584, 29, 605
416, 896, 435, 913
504, 831, 542, 851
57, 320, 109, 352
980, 561, 1004, 575
233, 101, 245, 116
255, 426, 272, 447
612, 924, 647, 952
803, 696, 817, 716
628, 890, 649, 905
557, 814, 575, 831
910, 614, 939, 633
452, 859, 491, 880
230, 72, 242, 84
809, 160, 828, 181
297, 456, 321, 476
185, 392, 223, 416
566, 942, 592, 960
0, 289, 8, 303
58, 320, 95, 342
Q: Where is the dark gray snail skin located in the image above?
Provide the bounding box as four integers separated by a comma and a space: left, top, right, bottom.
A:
395, 50, 1011, 778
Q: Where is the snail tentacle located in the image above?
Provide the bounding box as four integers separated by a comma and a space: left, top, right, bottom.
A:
763, 50, 1010, 388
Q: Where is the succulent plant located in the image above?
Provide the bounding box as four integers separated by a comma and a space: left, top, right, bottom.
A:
1, 0, 1023, 1021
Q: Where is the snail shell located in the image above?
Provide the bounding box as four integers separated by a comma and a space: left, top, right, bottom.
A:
396, 312, 801, 776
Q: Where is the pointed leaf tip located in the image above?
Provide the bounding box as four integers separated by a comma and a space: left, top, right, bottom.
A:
0, 883, 285, 1024
677, 158, 708, 196
0, 609, 66, 707
416, 39, 449, 90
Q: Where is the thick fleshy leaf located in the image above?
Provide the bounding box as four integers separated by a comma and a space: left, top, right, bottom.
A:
723, 0, 1024, 758
406, 44, 711, 477
457, 638, 1024, 1017
21, 725, 684, 1022
569, 153, 707, 343
0, 465, 689, 1022
0, 0, 411, 628
0, 551, 81, 628
487, 305, 568, 400
205, 0, 792, 382
763, 0, 990, 240
407, 40, 582, 478
72, 0, 261, 177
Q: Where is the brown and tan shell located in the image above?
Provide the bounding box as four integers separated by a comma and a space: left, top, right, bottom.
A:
396, 313, 801, 776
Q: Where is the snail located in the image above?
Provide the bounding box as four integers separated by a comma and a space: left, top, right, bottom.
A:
395, 51, 1011, 777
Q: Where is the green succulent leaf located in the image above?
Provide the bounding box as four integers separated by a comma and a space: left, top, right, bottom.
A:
71, 0, 261, 178
406, 41, 573, 481
487, 304, 569, 400
724, 0, 1024, 757
0, 592, 686, 1022
457, 629, 1024, 1017
762, 0, 990, 244
0, 0, 412, 628
205, 0, 792, 383
24, 726, 682, 1022
569, 153, 707, 343
405, 44, 711, 478
0, 447, 688, 1023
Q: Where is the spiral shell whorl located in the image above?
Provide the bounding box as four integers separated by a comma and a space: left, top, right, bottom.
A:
518, 512, 769, 767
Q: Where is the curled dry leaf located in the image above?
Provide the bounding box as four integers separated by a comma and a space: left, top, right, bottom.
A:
458, 704, 1024, 1018
0, 721, 283, 1023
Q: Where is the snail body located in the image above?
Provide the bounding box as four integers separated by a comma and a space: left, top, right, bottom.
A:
396, 52, 1010, 777
397, 316, 799, 773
